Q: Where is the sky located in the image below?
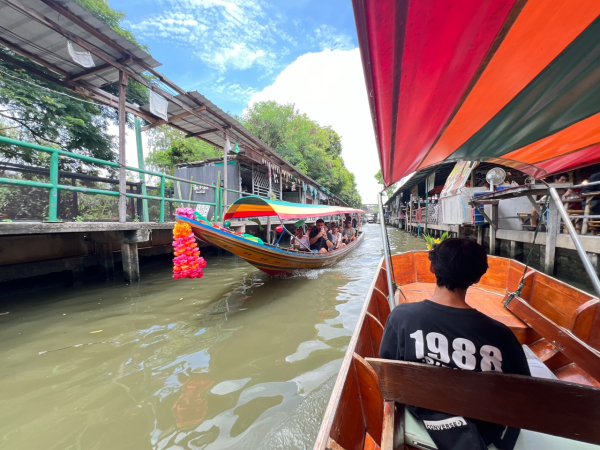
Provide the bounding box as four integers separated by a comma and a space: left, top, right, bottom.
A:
114, 0, 382, 204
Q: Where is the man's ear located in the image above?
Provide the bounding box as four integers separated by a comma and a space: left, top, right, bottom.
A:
430, 263, 435, 274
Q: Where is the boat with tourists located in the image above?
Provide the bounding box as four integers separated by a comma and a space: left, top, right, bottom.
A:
315, 1, 600, 449
176, 196, 365, 276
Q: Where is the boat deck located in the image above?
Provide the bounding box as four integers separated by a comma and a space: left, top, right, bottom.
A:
399, 282, 528, 337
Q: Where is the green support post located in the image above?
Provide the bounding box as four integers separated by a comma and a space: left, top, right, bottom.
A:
48, 151, 59, 222
135, 118, 149, 222
159, 175, 165, 222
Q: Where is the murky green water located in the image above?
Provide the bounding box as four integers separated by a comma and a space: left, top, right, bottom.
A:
0, 225, 424, 450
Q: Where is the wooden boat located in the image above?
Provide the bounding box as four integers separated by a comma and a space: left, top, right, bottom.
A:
314, 252, 600, 450
315, 1, 600, 448
177, 196, 364, 276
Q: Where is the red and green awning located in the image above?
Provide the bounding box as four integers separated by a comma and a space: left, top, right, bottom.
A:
353, 0, 600, 185
223, 196, 364, 220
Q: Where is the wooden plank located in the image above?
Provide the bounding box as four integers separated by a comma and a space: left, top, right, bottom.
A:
373, 288, 391, 323
572, 300, 600, 347
366, 358, 600, 445
413, 251, 435, 283
528, 275, 594, 329
507, 296, 600, 382
314, 258, 384, 450
327, 438, 346, 450
68, 59, 126, 81
143, 106, 207, 131
363, 433, 380, 450
476, 255, 509, 289
366, 312, 384, 356
354, 354, 383, 447
381, 401, 401, 450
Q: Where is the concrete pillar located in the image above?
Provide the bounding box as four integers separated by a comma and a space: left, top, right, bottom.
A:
95, 242, 115, 280
122, 243, 140, 283
490, 203, 498, 255
587, 252, 599, 274
509, 241, 524, 261
543, 197, 560, 275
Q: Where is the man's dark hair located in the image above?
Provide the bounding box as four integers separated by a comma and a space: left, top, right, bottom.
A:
555, 173, 568, 181
428, 238, 488, 291
316, 219, 324, 224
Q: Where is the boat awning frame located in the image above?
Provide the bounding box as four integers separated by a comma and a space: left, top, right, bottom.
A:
223, 196, 364, 221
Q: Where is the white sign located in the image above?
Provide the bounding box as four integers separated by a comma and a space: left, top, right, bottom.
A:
427, 172, 435, 192
68, 41, 95, 68
195, 204, 210, 217
193, 185, 208, 194
149, 91, 169, 121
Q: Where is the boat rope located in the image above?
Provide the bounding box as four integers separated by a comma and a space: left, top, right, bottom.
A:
504, 186, 550, 308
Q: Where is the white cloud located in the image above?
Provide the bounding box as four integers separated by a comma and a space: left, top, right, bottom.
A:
313, 25, 354, 51
127, 0, 276, 72
247, 49, 381, 204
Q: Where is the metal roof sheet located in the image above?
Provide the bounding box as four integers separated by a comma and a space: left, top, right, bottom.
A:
0, 0, 159, 88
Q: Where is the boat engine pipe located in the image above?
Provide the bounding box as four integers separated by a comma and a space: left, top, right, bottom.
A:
378, 192, 396, 311
549, 187, 600, 297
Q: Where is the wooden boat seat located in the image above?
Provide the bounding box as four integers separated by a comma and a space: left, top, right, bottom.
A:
366, 358, 600, 449
403, 408, 600, 450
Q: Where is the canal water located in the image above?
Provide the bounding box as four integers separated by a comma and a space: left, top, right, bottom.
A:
0, 224, 425, 450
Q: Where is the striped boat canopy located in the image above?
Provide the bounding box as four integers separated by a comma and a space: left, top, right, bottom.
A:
223, 197, 365, 220
353, 0, 600, 186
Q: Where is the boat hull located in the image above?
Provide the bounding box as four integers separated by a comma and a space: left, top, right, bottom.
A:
314, 251, 600, 450
177, 217, 364, 275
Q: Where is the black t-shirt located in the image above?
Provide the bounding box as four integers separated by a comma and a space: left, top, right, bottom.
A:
380, 300, 530, 375
380, 301, 530, 449
309, 229, 332, 251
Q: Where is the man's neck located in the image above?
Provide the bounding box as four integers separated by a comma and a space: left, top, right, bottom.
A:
429, 285, 472, 309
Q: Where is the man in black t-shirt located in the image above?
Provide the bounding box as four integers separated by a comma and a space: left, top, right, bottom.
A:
309, 219, 333, 253
380, 238, 530, 450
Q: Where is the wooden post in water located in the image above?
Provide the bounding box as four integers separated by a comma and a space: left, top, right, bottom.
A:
490, 203, 498, 255
543, 196, 559, 274
118, 71, 128, 223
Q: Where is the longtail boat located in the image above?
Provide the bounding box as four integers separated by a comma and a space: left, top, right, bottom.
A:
316, 1, 600, 449
315, 252, 600, 449
177, 196, 364, 276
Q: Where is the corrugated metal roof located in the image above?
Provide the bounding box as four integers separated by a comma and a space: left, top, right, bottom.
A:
0, 0, 159, 88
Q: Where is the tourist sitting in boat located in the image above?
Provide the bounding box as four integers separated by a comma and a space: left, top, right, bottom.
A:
290, 227, 310, 251
380, 238, 530, 450
309, 219, 334, 253
329, 223, 345, 249
341, 220, 356, 243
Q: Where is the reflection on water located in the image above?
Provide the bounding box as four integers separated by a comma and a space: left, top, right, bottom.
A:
0, 225, 424, 449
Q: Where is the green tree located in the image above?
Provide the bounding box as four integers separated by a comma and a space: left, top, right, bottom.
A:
0, 50, 115, 173
73, 0, 149, 52
375, 170, 396, 198
145, 125, 221, 175
242, 101, 362, 208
